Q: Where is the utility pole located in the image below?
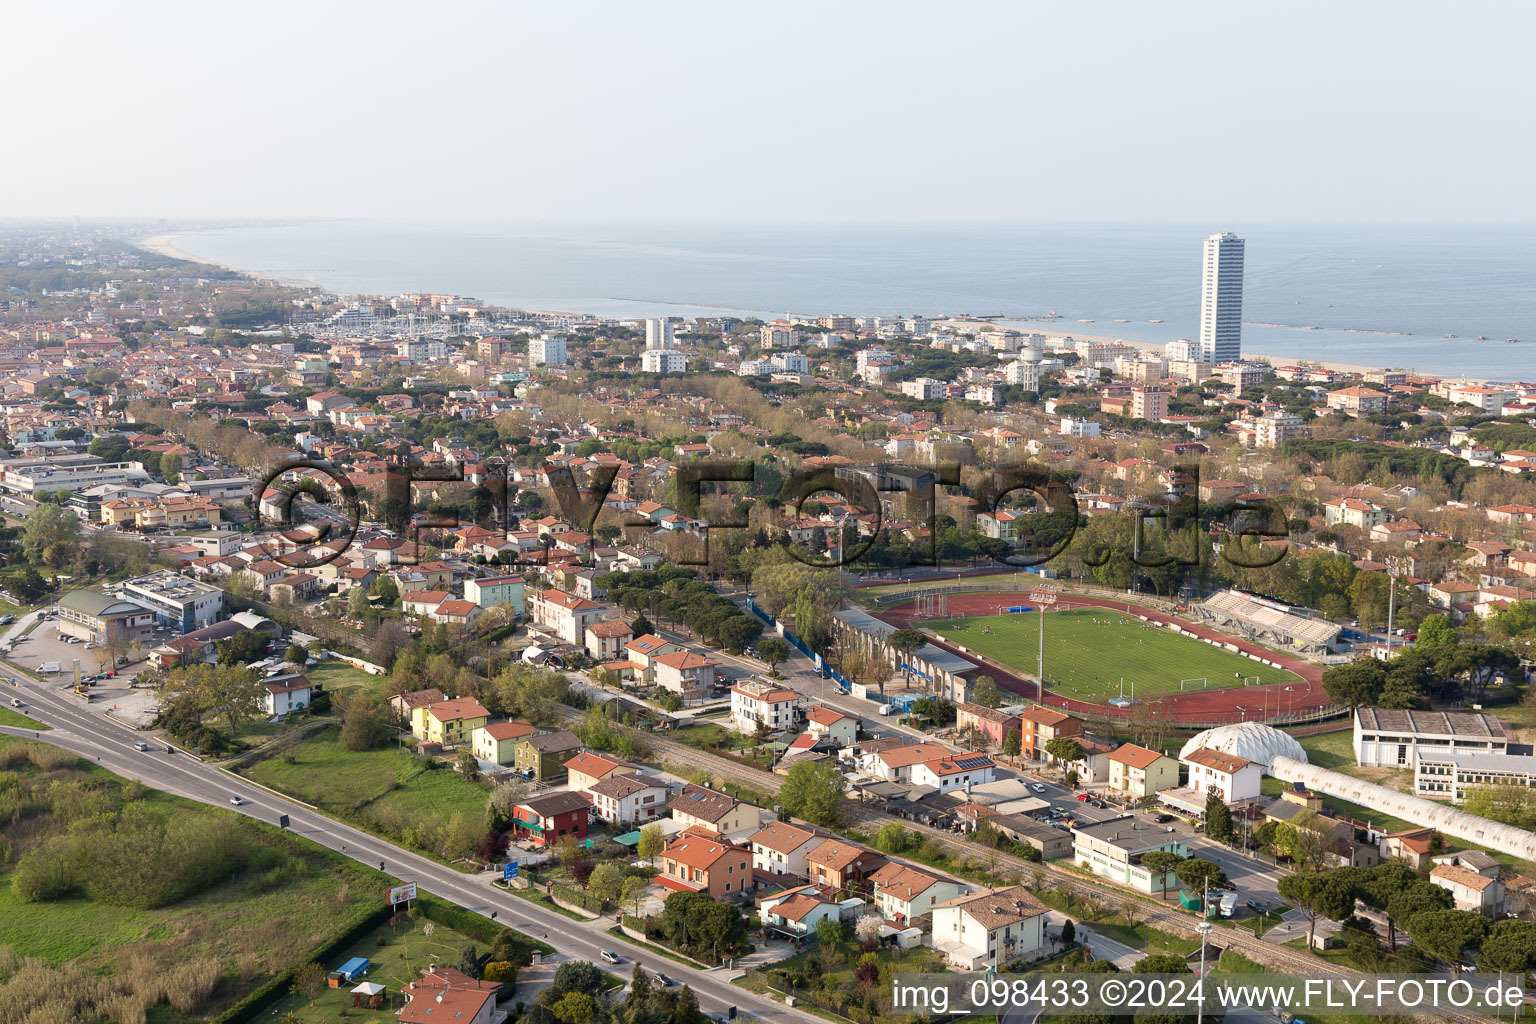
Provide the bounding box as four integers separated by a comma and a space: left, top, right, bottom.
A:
1385, 555, 1407, 657
1195, 880, 1214, 1024
1031, 585, 1059, 703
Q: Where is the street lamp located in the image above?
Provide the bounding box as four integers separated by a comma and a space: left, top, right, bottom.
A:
1195, 917, 1215, 1024
1030, 585, 1059, 704
1385, 555, 1408, 657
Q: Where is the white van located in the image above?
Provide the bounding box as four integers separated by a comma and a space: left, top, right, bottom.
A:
878, 703, 897, 716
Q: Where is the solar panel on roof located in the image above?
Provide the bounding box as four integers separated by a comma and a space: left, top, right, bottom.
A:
953, 755, 991, 770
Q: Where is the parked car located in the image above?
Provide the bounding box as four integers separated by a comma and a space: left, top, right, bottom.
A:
1153, 813, 1173, 823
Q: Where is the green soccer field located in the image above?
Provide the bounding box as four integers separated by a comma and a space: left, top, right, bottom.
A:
923, 608, 1300, 702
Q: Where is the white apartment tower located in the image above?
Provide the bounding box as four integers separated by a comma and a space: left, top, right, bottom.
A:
641, 348, 686, 374
645, 318, 675, 349
528, 333, 567, 366
1199, 232, 1245, 364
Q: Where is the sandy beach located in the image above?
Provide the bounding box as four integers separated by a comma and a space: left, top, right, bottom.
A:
136, 233, 321, 289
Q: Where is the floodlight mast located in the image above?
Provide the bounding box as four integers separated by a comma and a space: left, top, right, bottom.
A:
1030, 585, 1059, 703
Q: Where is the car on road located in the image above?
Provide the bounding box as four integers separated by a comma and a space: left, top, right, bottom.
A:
1031, 783, 1047, 793
1076, 793, 1090, 801
654, 973, 676, 987
9, 697, 21, 707
600, 950, 622, 964
229, 796, 244, 806
133, 742, 149, 751
1247, 899, 1266, 914
878, 703, 896, 716
1153, 813, 1173, 823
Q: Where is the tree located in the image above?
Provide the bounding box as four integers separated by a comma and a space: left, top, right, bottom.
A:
1386, 885, 1454, 952
1134, 953, 1192, 974
1045, 737, 1085, 764
1405, 908, 1489, 971
455, 748, 478, 779
178, 663, 266, 738
778, 760, 848, 826
637, 823, 665, 865
1141, 851, 1182, 899
216, 629, 268, 666
291, 962, 327, 999
631, 612, 654, 637
1321, 659, 1386, 709
487, 778, 531, 824
588, 862, 626, 904
1172, 857, 1227, 896
339, 700, 388, 751
13, 567, 47, 604
973, 676, 1002, 708
1204, 794, 1234, 843
370, 575, 399, 606
1060, 919, 1076, 945
551, 991, 595, 1024
1278, 871, 1356, 950
757, 637, 790, 675
1003, 730, 1022, 761
22, 502, 80, 563
874, 821, 912, 854
886, 628, 926, 687
160, 452, 183, 483
621, 875, 651, 916
285, 642, 310, 665
1414, 613, 1457, 649
1477, 919, 1536, 975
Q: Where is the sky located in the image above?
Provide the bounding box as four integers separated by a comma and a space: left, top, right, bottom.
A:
5, 1, 1533, 222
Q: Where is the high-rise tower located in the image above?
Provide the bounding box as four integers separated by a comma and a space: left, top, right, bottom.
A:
1199, 232, 1245, 363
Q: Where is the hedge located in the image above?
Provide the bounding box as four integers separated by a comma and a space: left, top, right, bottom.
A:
414, 893, 556, 958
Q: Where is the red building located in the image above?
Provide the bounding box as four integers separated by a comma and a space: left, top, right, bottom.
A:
509, 791, 589, 847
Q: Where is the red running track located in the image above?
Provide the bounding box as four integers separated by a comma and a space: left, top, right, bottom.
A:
878, 592, 1327, 724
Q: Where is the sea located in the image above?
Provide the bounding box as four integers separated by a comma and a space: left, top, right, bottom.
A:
167, 221, 1536, 381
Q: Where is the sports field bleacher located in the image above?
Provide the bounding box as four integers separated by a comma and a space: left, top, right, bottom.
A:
1199, 589, 1341, 651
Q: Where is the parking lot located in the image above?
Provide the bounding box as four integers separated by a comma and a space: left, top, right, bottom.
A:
4, 615, 159, 726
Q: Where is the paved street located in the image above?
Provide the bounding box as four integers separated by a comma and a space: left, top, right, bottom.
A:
0, 669, 818, 1024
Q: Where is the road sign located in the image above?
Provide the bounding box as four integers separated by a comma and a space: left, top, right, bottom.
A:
278, 814, 289, 829
388, 881, 417, 906
503, 861, 519, 881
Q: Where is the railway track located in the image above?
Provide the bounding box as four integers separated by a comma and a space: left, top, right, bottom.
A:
553, 705, 1495, 1024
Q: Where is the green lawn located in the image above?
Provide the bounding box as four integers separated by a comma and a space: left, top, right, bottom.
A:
245, 724, 492, 857
0, 705, 48, 729
274, 915, 482, 1024
0, 734, 389, 1021
307, 658, 383, 692
924, 608, 1300, 701
1295, 728, 1354, 771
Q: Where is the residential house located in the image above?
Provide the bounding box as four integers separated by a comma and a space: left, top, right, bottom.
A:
410, 697, 491, 746
652, 649, 720, 700
731, 679, 799, 733
513, 730, 583, 779
1430, 863, 1506, 916
263, 673, 313, 715
909, 754, 998, 794
956, 703, 1021, 747
585, 620, 634, 661
1107, 743, 1179, 799
871, 862, 964, 927
805, 838, 888, 894
804, 705, 859, 747
509, 791, 589, 847
389, 687, 447, 722
624, 633, 681, 683
657, 829, 754, 898
1181, 747, 1262, 803
1019, 705, 1084, 760
749, 820, 824, 879
758, 887, 843, 936
931, 886, 1048, 970
397, 968, 503, 1024
587, 773, 668, 827
528, 588, 605, 644
670, 783, 760, 837
471, 720, 539, 765
564, 751, 639, 796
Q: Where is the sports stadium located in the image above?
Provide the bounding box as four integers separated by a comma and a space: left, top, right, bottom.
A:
870, 584, 1335, 725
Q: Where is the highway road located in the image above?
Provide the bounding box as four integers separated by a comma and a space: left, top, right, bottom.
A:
0, 671, 816, 1024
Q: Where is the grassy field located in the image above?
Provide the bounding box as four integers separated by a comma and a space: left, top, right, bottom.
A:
0, 734, 388, 1021
306, 658, 383, 692
924, 608, 1300, 702
245, 724, 492, 857
0, 705, 48, 729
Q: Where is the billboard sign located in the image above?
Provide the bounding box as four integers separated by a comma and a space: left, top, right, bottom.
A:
387, 882, 417, 905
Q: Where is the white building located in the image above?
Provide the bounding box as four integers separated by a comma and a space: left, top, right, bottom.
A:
870, 862, 964, 927
1180, 747, 1262, 803
263, 673, 313, 715
1059, 417, 1100, 438
770, 351, 808, 373
644, 318, 675, 349
749, 820, 823, 877
1353, 707, 1508, 769
1414, 750, 1536, 803
909, 753, 998, 793
116, 571, 225, 631
1200, 231, 1245, 364
931, 887, 1048, 970
730, 679, 799, 733
900, 377, 945, 401
1072, 817, 1192, 893
587, 773, 669, 827
1003, 354, 1041, 391
641, 348, 686, 374
527, 333, 567, 366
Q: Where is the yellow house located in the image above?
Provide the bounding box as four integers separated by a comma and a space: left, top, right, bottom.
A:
671, 782, 761, 836
1107, 743, 1180, 800
411, 697, 491, 746
471, 719, 539, 764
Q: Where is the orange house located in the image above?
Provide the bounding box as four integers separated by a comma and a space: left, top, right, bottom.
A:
656, 828, 753, 898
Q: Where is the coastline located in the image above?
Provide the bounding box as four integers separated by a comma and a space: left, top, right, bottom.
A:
132, 233, 1484, 383
136, 232, 323, 289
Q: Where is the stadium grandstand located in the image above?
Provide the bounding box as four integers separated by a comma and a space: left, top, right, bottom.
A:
1197, 589, 1341, 653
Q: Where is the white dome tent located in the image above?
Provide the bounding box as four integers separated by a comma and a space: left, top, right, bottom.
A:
1177, 721, 1308, 770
